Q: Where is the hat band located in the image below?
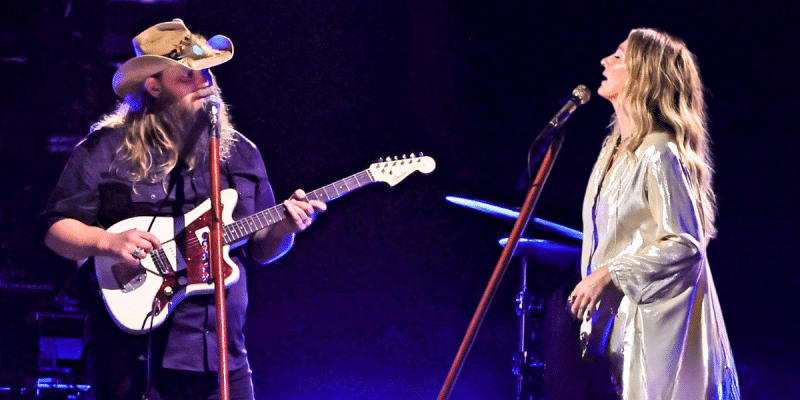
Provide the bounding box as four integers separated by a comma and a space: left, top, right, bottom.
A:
161, 34, 195, 62
164, 48, 185, 61
160, 35, 220, 63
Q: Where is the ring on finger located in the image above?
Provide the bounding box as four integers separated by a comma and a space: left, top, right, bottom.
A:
132, 247, 144, 259
568, 295, 576, 304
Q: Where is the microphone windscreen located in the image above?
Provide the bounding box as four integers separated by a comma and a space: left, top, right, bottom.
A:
572, 85, 591, 105
203, 95, 222, 114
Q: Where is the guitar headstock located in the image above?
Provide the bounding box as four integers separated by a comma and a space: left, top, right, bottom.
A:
370, 153, 436, 187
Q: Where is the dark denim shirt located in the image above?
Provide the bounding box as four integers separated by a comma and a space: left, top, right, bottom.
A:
41, 127, 276, 372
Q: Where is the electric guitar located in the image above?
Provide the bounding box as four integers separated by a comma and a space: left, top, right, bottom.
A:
95, 154, 436, 334
580, 289, 623, 360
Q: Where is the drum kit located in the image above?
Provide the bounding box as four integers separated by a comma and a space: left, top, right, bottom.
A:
445, 195, 582, 400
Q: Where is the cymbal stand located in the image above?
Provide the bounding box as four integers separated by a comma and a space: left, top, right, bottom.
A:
513, 256, 545, 400
437, 133, 564, 400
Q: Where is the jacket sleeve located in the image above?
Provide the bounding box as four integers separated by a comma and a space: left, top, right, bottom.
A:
607, 143, 704, 304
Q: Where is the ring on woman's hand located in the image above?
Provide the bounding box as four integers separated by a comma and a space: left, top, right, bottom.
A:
568, 295, 576, 304
132, 248, 144, 259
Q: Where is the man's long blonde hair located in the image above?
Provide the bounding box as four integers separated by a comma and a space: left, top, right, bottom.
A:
605, 28, 717, 239
91, 73, 237, 184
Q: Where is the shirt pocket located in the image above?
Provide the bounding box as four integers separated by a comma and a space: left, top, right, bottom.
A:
98, 181, 165, 226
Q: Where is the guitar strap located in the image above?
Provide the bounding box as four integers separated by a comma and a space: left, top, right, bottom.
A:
586, 137, 620, 276
141, 157, 235, 397
142, 167, 185, 399
581, 138, 623, 360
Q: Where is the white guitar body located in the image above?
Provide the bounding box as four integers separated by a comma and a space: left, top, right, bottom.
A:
93, 154, 436, 334
95, 189, 240, 334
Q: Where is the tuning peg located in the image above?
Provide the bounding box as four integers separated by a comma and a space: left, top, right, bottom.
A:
377, 157, 383, 162
418, 152, 424, 157
402, 154, 407, 159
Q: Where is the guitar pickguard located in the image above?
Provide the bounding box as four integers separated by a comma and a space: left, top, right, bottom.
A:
177, 208, 233, 286
96, 189, 241, 334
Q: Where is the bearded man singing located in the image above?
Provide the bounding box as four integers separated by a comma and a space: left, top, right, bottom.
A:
41, 19, 326, 400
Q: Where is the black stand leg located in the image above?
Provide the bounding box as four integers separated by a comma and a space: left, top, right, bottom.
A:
514, 257, 545, 400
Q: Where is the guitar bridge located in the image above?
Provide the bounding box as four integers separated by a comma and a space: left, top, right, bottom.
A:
151, 247, 174, 275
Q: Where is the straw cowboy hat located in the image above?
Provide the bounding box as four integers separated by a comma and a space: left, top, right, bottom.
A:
112, 19, 234, 97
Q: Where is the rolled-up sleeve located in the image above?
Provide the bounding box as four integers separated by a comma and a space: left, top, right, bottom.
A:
40, 141, 103, 230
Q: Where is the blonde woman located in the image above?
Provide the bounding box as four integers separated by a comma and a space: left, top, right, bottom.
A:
567, 28, 740, 399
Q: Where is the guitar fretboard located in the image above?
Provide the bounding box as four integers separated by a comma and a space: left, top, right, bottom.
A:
223, 169, 375, 244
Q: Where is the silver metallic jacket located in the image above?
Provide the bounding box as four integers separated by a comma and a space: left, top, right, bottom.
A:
580, 132, 740, 399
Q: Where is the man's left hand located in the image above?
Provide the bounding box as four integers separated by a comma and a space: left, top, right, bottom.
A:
279, 189, 327, 234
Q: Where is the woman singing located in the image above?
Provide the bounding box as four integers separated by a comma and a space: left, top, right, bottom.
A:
567, 28, 740, 399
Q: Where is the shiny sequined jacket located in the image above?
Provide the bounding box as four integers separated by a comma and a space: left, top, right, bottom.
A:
580, 132, 740, 399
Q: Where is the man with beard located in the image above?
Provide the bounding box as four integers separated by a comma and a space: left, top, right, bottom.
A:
40, 19, 326, 400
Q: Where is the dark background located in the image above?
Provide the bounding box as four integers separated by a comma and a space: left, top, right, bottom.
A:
1, 1, 798, 399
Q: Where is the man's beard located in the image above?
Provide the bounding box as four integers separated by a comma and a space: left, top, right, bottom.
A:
157, 91, 210, 164
160, 94, 203, 134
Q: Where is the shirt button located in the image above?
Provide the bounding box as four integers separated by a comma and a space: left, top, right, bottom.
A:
150, 194, 156, 199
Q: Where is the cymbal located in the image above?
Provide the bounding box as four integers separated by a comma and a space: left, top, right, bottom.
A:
445, 195, 583, 241
498, 238, 580, 270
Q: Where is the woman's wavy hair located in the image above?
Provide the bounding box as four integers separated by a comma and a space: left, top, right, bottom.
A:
605, 27, 717, 239
91, 70, 237, 184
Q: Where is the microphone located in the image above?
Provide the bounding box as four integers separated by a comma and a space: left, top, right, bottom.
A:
549, 85, 591, 129
203, 95, 222, 138
525, 85, 591, 181
203, 95, 222, 123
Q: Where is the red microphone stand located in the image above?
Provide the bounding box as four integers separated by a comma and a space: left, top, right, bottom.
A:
207, 100, 230, 400
437, 86, 589, 400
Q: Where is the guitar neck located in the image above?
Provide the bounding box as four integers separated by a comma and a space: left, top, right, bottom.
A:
223, 169, 375, 245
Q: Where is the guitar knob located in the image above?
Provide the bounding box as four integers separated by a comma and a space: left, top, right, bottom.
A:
378, 157, 383, 162
402, 154, 407, 159
418, 152, 424, 157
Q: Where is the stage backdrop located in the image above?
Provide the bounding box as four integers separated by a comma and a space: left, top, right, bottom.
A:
0, 1, 797, 399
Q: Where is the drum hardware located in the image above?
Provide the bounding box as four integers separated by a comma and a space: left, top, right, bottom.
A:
446, 195, 581, 400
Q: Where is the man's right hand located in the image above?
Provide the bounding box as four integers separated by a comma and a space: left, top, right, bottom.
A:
105, 229, 162, 265
46, 219, 161, 265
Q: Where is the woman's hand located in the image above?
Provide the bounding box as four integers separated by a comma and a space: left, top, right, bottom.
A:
568, 265, 613, 319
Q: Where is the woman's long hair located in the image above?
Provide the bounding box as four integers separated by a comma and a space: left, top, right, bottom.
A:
605, 28, 717, 239
91, 71, 237, 184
